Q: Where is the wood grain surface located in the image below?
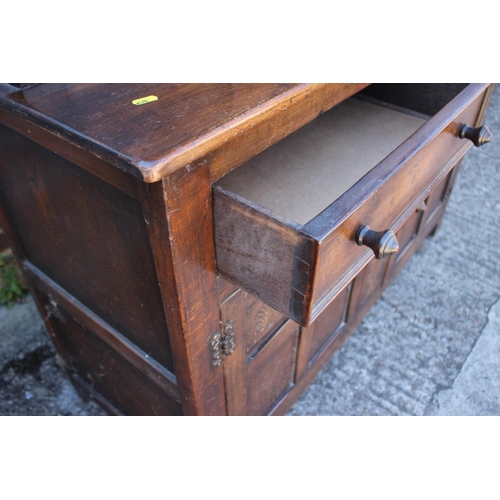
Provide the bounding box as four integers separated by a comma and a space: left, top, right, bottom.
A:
0, 83, 368, 182
141, 159, 226, 415
0, 124, 175, 370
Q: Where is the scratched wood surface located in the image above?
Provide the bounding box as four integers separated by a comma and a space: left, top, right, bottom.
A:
0, 83, 368, 182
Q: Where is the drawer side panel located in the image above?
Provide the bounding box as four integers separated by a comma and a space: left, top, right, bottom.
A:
214, 186, 313, 320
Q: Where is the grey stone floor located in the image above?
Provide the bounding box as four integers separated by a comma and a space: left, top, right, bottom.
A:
0, 297, 105, 415
1, 86, 499, 416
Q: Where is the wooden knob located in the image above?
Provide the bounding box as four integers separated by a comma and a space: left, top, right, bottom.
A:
459, 125, 492, 147
355, 225, 399, 259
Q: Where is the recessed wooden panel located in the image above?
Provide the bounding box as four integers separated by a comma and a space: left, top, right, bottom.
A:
395, 208, 423, 261
246, 295, 287, 352
38, 291, 182, 416
382, 208, 424, 284
298, 284, 351, 375
246, 321, 300, 416
422, 171, 452, 226
348, 258, 389, 323
0, 126, 174, 371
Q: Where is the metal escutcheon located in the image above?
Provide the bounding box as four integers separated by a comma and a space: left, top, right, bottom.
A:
355, 225, 399, 260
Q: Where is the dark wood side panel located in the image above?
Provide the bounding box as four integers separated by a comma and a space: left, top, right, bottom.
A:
0, 125, 174, 371
71, 374, 124, 415
213, 185, 314, 321
0, 110, 140, 199
23, 262, 179, 403
37, 290, 182, 416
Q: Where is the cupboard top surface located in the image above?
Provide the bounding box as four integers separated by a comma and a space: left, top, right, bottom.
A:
0, 83, 369, 183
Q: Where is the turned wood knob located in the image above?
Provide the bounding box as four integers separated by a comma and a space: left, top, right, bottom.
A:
459, 125, 492, 147
355, 225, 399, 259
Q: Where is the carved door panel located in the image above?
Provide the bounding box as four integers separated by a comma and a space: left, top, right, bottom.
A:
219, 287, 300, 416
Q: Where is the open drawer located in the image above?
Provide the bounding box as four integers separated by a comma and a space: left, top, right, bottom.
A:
213, 83, 493, 326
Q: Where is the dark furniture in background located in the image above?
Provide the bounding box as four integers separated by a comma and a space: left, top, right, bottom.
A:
0, 83, 493, 415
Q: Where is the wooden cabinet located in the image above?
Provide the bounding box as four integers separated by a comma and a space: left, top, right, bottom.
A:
0, 83, 494, 415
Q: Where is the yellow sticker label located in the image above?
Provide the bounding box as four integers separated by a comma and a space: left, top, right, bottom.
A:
132, 95, 158, 106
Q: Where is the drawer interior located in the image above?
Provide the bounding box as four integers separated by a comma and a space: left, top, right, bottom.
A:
214, 83, 487, 325
217, 97, 427, 225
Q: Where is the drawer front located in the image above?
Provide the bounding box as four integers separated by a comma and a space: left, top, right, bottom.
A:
306, 84, 489, 322
214, 84, 492, 326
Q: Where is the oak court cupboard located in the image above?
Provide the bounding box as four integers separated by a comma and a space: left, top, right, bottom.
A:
0, 83, 493, 415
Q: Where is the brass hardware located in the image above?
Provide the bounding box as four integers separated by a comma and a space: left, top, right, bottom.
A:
355, 225, 399, 259
210, 319, 236, 366
221, 319, 236, 356
210, 332, 223, 367
459, 124, 492, 147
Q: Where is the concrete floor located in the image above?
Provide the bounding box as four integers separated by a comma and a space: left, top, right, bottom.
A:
1, 85, 499, 416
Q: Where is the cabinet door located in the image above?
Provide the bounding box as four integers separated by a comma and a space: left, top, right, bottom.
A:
220, 289, 300, 416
